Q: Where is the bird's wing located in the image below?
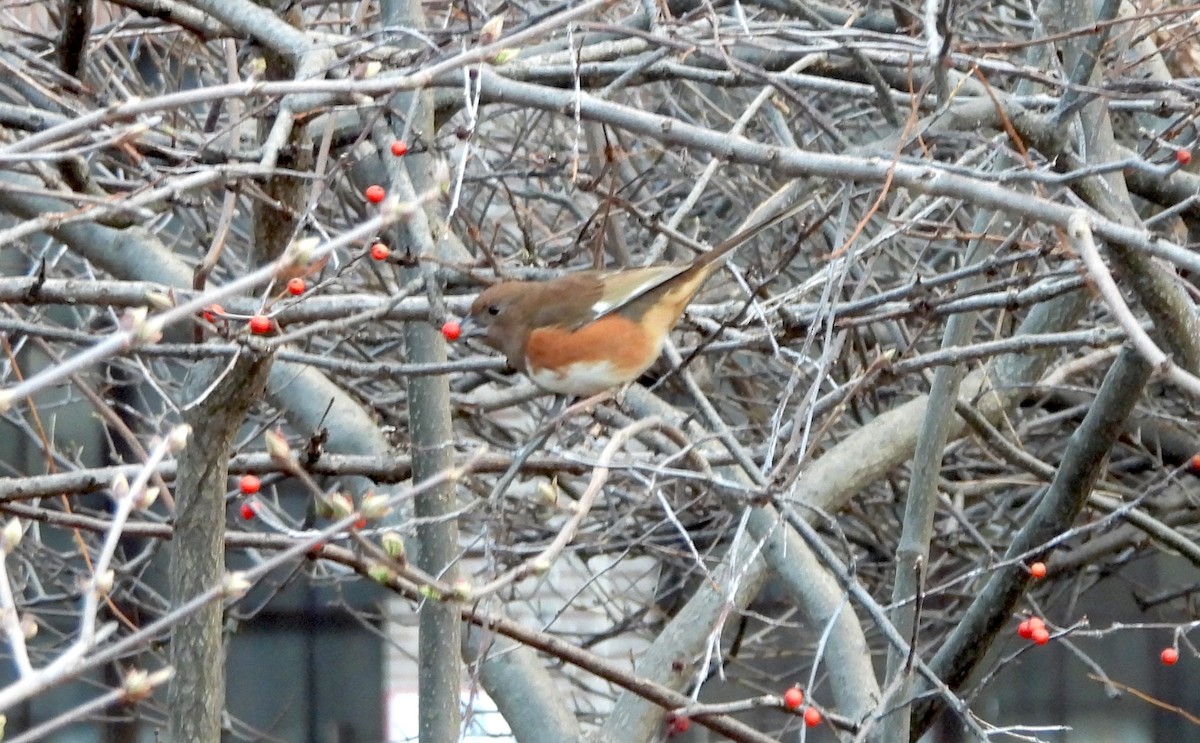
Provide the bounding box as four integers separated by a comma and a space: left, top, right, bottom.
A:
588, 265, 689, 320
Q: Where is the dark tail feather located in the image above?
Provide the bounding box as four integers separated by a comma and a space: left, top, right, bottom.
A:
693, 196, 833, 271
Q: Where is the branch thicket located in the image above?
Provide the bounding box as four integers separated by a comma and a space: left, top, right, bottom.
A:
0, 1, 1197, 741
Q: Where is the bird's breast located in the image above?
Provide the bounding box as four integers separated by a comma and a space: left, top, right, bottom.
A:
523, 315, 663, 395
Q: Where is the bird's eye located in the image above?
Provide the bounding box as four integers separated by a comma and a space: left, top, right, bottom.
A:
487, 305, 500, 316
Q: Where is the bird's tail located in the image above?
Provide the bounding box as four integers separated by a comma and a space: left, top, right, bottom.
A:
692, 195, 829, 272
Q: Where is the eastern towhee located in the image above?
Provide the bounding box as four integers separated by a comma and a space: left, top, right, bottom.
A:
461, 202, 814, 395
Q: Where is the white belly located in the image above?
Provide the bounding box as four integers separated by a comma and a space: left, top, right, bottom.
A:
529, 359, 632, 396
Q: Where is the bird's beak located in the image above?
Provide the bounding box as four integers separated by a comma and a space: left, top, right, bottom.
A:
457, 315, 485, 340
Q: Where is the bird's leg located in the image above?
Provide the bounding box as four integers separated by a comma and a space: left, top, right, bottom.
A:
562, 389, 614, 418
612, 382, 634, 408
539, 390, 612, 451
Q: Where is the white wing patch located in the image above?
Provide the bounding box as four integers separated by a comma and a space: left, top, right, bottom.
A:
589, 266, 687, 318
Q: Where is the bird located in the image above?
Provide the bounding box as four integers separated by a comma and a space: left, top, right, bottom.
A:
462, 202, 815, 396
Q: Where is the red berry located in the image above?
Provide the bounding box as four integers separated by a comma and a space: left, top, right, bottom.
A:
287, 277, 305, 296
1031, 627, 1050, 645
1017, 620, 1033, 639
201, 304, 224, 323
239, 475, 261, 495
1028, 616, 1045, 631
309, 540, 325, 556
365, 184, 386, 203
370, 242, 390, 261
248, 315, 272, 334
668, 716, 690, 735
1189, 453, 1200, 473
390, 141, 409, 156
353, 518, 367, 530
1029, 561, 1047, 579
1176, 149, 1192, 166
239, 502, 256, 520
441, 320, 462, 341
783, 686, 803, 710
1161, 647, 1180, 665
803, 708, 821, 727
